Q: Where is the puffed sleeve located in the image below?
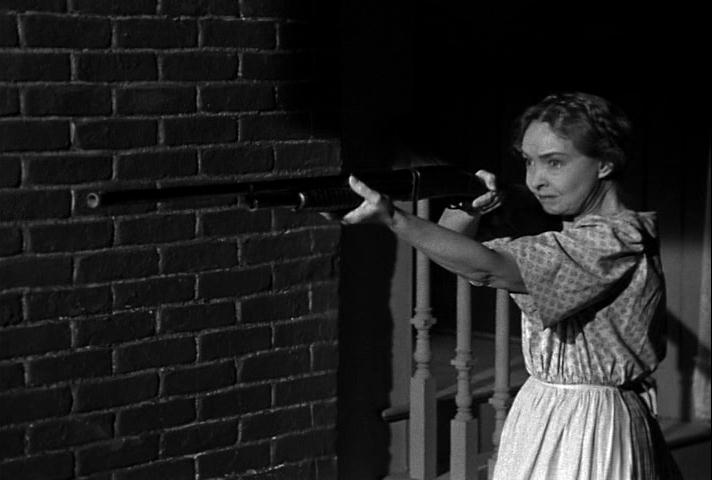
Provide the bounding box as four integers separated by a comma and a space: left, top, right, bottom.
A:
483, 214, 647, 327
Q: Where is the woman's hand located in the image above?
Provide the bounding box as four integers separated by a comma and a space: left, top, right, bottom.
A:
462, 170, 503, 215
340, 176, 396, 226
439, 170, 502, 234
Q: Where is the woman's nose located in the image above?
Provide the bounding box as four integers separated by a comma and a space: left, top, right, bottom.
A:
526, 164, 547, 190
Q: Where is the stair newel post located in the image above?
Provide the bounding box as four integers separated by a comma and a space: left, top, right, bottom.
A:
409, 199, 437, 480
487, 289, 512, 478
450, 276, 478, 479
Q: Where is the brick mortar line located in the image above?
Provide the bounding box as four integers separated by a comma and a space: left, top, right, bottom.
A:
0, 79, 317, 86
0, 135, 333, 146
0, 46, 297, 53
0, 268, 337, 296
1, 13, 312, 21
0, 384, 335, 424
17, 234, 315, 257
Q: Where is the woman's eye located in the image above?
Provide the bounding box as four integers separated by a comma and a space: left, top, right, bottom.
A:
548, 159, 562, 168
522, 156, 532, 167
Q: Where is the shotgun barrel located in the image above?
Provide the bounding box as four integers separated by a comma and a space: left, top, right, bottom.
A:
85, 166, 491, 212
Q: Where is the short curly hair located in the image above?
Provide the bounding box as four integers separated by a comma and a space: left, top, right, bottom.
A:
512, 92, 633, 178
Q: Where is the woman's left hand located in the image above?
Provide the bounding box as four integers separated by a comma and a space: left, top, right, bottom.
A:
339, 176, 396, 226
461, 170, 503, 215
439, 169, 503, 232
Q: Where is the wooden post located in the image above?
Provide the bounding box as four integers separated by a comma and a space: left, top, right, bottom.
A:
387, 201, 415, 476
450, 277, 478, 479
488, 289, 512, 478
409, 199, 437, 480
693, 156, 711, 420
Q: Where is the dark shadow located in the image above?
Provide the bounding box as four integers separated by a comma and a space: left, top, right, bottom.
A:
333, 2, 709, 478
667, 310, 711, 421
335, 2, 418, 478
337, 224, 398, 480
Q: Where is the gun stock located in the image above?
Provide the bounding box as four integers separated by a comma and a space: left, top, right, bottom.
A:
85, 166, 492, 212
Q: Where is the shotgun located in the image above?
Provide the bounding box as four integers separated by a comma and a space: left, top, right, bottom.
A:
85, 165, 496, 212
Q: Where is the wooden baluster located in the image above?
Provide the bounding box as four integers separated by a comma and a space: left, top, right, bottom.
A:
488, 289, 512, 479
450, 277, 478, 479
386, 201, 416, 477
410, 199, 437, 480
693, 158, 711, 419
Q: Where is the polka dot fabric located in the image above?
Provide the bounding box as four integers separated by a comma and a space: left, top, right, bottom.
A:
485, 210, 682, 479
484, 210, 667, 386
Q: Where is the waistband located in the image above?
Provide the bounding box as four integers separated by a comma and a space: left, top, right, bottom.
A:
529, 376, 622, 391
528, 376, 659, 416
527, 376, 658, 417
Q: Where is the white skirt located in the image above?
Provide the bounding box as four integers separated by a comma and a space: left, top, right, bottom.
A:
492, 377, 681, 480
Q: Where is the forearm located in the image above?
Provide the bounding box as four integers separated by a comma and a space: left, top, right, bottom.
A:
438, 207, 481, 236
339, 174, 524, 290
390, 207, 526, 292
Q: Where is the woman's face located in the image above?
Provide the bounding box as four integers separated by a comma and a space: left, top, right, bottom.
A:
521, 121, 610, 217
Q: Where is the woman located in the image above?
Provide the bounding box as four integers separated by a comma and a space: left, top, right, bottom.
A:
339, 92, 681, 479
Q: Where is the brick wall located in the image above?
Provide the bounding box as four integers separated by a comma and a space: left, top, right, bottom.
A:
0, 1, 341, 479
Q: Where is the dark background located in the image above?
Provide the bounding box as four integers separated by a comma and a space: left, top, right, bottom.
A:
337, 2, 709, 478
0, 2, 707, 480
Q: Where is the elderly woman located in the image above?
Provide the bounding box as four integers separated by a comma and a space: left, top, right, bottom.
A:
339, 92, 681, 479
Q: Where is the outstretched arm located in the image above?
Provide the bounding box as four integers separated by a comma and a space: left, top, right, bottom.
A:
342, 176, 526, 292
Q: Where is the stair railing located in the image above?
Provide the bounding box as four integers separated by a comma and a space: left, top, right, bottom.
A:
409, 199, 438, 480
397, 199, 514, 480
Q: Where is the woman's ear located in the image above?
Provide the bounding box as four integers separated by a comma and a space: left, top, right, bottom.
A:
597, 160, 615, 179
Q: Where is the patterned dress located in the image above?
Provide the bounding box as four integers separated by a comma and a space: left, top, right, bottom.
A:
484, 210, 682, 480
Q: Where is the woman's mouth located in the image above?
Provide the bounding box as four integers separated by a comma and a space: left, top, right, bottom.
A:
536, 195, 556, 202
